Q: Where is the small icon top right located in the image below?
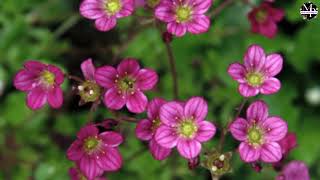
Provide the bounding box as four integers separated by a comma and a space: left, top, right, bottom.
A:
300, 2, 318, 20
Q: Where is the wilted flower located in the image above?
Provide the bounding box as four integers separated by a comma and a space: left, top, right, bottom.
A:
202, 150, 232, 177
155, 97, 216, 159
228, 44, 283, 97
155, 0, 212, 37
79, 0, 134, 31
248, 2, 284, 38
67, 125, 123, 180
276, 161, 310, 180
135, 98, 172, 160
229, 100, 288, 163
14, 60, 64, 110
95, 58, 158, 113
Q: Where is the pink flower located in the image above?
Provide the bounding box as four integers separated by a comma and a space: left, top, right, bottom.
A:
155, 97, 216, 159
155, 0, 212, 37
248, 2, 284, 38
79, 0, 134, 32
278, 132, 297, 156
69, 167, 107, 180
95, 58, 158, 113
13, 60, 64, 110
135, 98, 172, 160
229, 100, 288, 163
78, 59, 103, 104
276, 161, 310, 180
228, 44, 283, 97
67, 125, 123, 180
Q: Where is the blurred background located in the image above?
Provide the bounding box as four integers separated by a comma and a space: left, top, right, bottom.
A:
0, 0, 319, 179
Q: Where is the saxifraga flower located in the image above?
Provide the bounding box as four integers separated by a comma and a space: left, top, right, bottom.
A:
276, 161, 310, 180
14, 60, 64, 110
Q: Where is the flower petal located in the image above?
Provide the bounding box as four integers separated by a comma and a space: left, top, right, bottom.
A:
238, 83, 259, 97
77, 125, 99, 140
79, 0, 105, 20
117, 58, 140, 77
67, 140, 84, 161
177, 139, 201, 159
47, 86, 63, 109
24, 60, 46, 73
126, 91, 148, 113
47, 64, 64, 84
195, 121, 216, 142
26, 88, 47, 110
259, 20, 277, 38
81, 58, 96, 80
149, 139, 172, 160
135, 119, 153, 141
260, 77, 281, 95
116, 0, 134, 18
147, 98, 166, 120
103, 88, 126, 110
79, 155, 103, 179
264, 54, 283, 77
167, 22, 187, 37
270, 7, 284, 22
155, 125, 178, 148
99, 131, 123, 147
192, 0, 212, 14
246, 100, 269, 122
227, 63, 246, 83
135, 68, 158, 91
96, 147, 122, 171
262, 116, 288, 141
155, 4, 175, 22
159, 101, 184, 126
14, 70, 37, 91
229, 118, 248, 141
261, 142, 282, 163
187, 15, 210, 34
239, 142, 260, 162
244, 44, 266, 71
95, 17, 117, 32
184, 97, 208, 122
95, 66, 117, 88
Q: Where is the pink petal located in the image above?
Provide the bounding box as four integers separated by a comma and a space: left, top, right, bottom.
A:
77, 125, 99, 140
79, 0, 105, 20
278, 161, 310, 180
159, 101, 184, 127
184, 97, 208, 122
155, 4, 175, 22
96, 147, 122, 171
244, 44, 266, 71
227, 63, 246, 83
24, 60, 46, 73
47, 64, 64, 84
95, 66, 117, 88
47, 86, 63, 109
229, 118, 248, 141
14, 70, 37, 91
126, 91, 148, 113
26, 88, 47, 110
192, 0, 212, 14
81, 58, 96, 80
155, 125, 178, 148
259, 20, 277, 38
239, 142, 260, 162
264, 54, 283, 77
67, 140, 84, 161
103, 88, 126, 110
167, 22, 187, 37
147, 98, 166, 120
79, 155, 103, 179
260, 77, 281, 95
262, 116, 287, 141
270, 7, 284, 22
117, 58, 140, 77
149, 139, 172, 160
135, 119, 153, 141
95, 17, 117, 32
278, 132, 297, 155
68, 167, 78, 180
116, 0, 134, 18
238, 83, 259, 97
195, 121, 216, 142
246, 100, 269, 122
187, 15, 210, 34
261, 142, 282, 163
177, 139, 201, 159
135, 68, 158, 91
99, 131, 123, 147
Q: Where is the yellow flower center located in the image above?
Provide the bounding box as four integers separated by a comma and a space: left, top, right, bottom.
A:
256, 9, 267, 23
116, 76, 135, 93
78, 80, 102, 103
247, 125, 264, 147
41, 70, 55, 86
176, 6, 192, 23
178, 120, 198, 138
105, 0, 121, 15
83, 137, 100, 152
246, 72, 264, 87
